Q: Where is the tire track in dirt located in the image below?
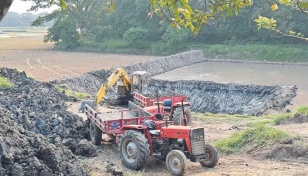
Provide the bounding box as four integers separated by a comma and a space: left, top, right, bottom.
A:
19, 51, 35, 69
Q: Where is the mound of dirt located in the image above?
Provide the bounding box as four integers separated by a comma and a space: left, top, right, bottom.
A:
0, 68, 89, 175
253, 143, 308, 160
284, 113, 308, 124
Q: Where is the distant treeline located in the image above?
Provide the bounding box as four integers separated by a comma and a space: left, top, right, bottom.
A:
0, 12, 53, 27
18, 0, 308, 50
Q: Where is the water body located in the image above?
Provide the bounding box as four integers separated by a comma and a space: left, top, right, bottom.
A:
154, 61, 308, 108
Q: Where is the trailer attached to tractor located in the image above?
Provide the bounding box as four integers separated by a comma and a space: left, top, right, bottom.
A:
85, 104, 219, 175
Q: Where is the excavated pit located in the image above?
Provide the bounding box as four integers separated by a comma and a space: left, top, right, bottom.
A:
54, 50, 296, 116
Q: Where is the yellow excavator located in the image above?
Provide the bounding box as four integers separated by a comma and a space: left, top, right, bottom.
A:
96, 68, 132, 105
96, 68, 148, 105
79, 68, 148, 112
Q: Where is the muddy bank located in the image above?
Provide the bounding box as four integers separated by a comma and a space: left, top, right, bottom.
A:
0, 68, 89, 175
54, 50, 296, 116
145, 79, 296, 116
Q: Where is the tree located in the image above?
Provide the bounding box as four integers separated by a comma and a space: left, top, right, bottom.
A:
43, 15, 80, 49
0, 0, 13, 22
161, 26, 192, 51
123, 27, 148, 48
25, 0, 307, 45
28, 0, 254, 35
31, 0, 105, 35
254, 0, 308, 41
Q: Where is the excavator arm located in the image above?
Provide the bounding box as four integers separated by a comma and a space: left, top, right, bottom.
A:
96, 68, 132, 105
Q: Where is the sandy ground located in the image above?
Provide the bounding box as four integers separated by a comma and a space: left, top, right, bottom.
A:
0, 31, 155, 82
2, 30, 308, 176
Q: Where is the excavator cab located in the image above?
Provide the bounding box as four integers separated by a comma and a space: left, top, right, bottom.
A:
131, 71, 148, 94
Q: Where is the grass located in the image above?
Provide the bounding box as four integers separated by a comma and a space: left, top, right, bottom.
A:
77, 38, 308, 62
194, 44, 308, 62
214, 124, 290, 154
0, 76, 12, 88
193, 112, 263, 126
55, 85, 92, 100
296, 106, 308, 115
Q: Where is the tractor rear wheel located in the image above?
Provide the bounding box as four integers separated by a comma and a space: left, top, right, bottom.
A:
166, 150, 188, 176
119, 130, 150, 170
89, 120, 102, 145
173, 106, 192, 126
200, 144, 219, 168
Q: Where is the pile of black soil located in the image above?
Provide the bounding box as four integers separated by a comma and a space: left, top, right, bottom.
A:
0, 68, 90, 175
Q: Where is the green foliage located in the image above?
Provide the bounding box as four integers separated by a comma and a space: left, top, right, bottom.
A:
44, 16, 80, 49
55, 85, 91, 100
253, 1, 308, 41
0, 76, 12, 88
272, 114, 291, 125
215, 124, 290, 154
93, 26, 114, 42
254, 16, 277, 30
79, 38, 129, 52
123, 27, 148, 48
296, 106, 308, 115
161, 26, 192, 51
198, 44, 308, 62
149, 0, 252, 34
31, 0, 308, 52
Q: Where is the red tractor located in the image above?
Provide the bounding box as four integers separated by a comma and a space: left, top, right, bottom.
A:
85, 104, 219, 175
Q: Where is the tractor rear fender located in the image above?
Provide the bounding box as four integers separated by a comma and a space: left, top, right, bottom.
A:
173, 102, 191, 107
120, 125, 153, 155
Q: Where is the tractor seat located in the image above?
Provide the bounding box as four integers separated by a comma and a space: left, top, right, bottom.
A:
144, 120, 155, 130
163, 99, 172, 112
149, 130, 160, 136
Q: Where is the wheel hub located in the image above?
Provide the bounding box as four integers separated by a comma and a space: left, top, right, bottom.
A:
169, 156, 181, 170
125, 141, 138, 161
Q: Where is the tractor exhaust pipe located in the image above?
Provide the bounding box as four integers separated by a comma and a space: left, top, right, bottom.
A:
181, 97, 187, 126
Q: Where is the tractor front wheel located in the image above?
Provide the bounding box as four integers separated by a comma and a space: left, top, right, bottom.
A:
200, 144, 219, 168
119, 130, 150, 170
173, 106, 192, 126
166, 150, 188, 176
89, 120, 102, 145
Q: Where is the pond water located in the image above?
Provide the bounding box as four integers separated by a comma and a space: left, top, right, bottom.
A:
154, 61, 308, 108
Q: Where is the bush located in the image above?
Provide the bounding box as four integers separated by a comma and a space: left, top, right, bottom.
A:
273, 114, 291, 125
296, 106, 308, 115
0, 76, 12, 88
215, 124, 289, 154
123, 27, 148, 48
45, 17, 80, 50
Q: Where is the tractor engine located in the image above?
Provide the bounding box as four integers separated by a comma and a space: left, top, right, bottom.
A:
152, 137, 185, 160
